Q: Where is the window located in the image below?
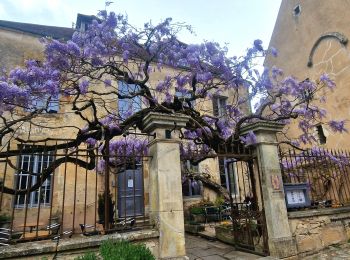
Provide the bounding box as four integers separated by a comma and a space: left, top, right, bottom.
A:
316, 124, 327, 144
29, 95, 59, 113
175, 91, 195, 107
293, 5, 301, 16
15, 148, 54, 208
212, 96, 227, 117
118, 81, 142, 117
219, 158, 238, 195
181, 160, 202, 197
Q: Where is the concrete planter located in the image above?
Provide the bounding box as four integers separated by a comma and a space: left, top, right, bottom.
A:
215, 225, 235, 245
192, 214, 205, 223
184, 223, 205, 234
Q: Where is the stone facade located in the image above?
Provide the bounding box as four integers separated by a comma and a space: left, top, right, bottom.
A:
0, 17, 250, 259
288, 207, 350, 256
265, 0, 350, 149
0, 17, 253, 232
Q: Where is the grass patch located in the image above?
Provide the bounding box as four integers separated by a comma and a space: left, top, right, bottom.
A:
75, 240, 155, 260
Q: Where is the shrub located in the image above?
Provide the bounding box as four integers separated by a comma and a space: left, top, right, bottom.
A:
214, 196, 225, 207
0, 214, 11, 222
100, 240, 155, 260
189, 207, 204, 215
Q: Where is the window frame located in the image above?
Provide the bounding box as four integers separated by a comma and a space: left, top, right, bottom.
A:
28, 95, 59, 114
219, 157, 239, 196
14, 148, 54, 208
175, 91, 195, 107
117, 81, 142, 116
212, 95, 228, 117
181, 160, 202, 198
316, 124, 327, 145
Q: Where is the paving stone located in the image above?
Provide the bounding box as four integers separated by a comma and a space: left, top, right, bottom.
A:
185, 234, 261, 260
201, 255, 227, 260
187, 253, 201, 260
223, 250, 260, 260
303, 243, 350, 259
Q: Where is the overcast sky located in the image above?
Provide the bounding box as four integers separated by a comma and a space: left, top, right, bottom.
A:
0, 0, 281, 56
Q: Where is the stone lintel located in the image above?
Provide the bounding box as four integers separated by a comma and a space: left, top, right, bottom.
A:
240, 121, 285, 136
142, 112, 190, 133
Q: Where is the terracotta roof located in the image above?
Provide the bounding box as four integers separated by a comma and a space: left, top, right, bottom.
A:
0, 20, 74, 40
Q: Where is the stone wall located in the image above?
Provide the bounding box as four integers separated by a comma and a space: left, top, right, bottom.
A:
289, 207, 350, 256
265, 0, 350, 150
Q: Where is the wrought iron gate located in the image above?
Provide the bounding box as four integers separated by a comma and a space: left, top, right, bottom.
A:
222, 154, 269, 256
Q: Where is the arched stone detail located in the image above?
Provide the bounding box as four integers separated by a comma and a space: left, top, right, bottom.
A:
307, 32, 348, 67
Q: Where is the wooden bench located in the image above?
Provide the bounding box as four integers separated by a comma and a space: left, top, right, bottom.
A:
20, 230, 50, 240
20, 223, 60, 241
18, 222, 45, 232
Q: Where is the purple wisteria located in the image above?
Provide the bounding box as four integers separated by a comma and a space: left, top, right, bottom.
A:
0, 10, 347, 164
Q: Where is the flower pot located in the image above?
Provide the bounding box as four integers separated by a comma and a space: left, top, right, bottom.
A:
192, 214, 205, 223
215, 225, 235, 245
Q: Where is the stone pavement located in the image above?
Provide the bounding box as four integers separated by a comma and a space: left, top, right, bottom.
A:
185, 234, 267, 260
303, 243, 350, 259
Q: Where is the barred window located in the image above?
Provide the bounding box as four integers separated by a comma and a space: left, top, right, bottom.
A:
15, 148, 54, 208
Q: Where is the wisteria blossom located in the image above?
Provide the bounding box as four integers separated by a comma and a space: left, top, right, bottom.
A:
0, 11, 347, 195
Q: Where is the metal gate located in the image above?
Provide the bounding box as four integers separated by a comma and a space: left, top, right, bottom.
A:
221, 153, 269, 256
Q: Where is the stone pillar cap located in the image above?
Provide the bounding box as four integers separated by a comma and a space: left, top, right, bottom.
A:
240, 120, 285, 135
142, 112, 190, 133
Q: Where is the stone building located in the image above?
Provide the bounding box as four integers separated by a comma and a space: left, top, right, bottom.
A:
0, 14, 249, 234
265, 0, 350, 149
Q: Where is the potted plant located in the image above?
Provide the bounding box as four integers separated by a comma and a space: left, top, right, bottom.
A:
189, 206, 205, 223
215, 221, 235, 245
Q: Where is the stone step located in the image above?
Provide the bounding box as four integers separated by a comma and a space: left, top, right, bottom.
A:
197, 230, 217, 241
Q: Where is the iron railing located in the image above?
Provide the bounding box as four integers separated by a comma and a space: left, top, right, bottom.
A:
280, 147, 350, 208
0, 138, 152, 244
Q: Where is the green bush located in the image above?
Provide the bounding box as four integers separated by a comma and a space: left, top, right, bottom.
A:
74, 240, 154, 260
189, 207, 204, 215
0, 214, 11, 222
214, 196, 225, 207
100, 240, 155, 260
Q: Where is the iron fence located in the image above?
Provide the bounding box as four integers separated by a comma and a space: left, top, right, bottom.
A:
0, 138, 152, 245
280, 147, 350, 208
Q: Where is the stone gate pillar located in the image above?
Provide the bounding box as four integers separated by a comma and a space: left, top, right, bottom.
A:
142, 112, 189, 259
241, 121, 297, 258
